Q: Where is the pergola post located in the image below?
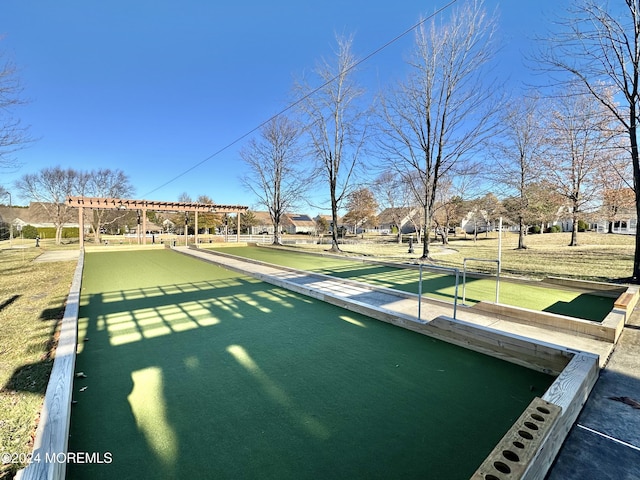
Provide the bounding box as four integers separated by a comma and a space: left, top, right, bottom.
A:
236, 211, 241, 243
195, 211, 199, 245
142, 208, 147, 244
78, 204, 84, 249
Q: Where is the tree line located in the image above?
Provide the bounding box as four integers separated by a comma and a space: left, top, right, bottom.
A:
240, 0, 640, 283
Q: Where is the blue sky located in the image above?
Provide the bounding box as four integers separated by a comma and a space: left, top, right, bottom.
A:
1, 0, 569, 210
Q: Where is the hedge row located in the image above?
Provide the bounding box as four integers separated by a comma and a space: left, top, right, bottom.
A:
20, 225, 80, 239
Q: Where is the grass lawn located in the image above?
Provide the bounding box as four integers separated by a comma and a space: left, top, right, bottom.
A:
68, 250, 553, 479
208, 245, 615, 322
296, 231, 635, 282
0, 246, 76, 479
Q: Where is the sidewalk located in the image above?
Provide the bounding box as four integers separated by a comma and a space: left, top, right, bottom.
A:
546, 307, 640, 479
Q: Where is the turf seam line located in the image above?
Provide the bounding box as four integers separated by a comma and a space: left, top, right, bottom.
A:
576, 424, 640, 452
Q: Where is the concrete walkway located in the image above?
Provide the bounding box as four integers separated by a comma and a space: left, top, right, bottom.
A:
546, 309, 640, 479
33, 249, 80, 262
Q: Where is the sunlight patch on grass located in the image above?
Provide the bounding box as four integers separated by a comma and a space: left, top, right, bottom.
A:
128, 367, 178, 473
339, 315, 367, 327
226, 344, 331, 440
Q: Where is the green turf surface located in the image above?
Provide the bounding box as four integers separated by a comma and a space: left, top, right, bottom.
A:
210, 246, 614, 322
69, 250, 553, 479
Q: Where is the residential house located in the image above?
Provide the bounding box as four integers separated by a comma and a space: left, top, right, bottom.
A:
596, 188, 636, 235
282, 213, 316, 234
247, 211, 275, 235
377, 207, 421, 235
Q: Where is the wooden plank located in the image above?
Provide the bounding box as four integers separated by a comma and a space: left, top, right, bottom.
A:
472, 301, 617, 343
16, 252, 84, 480
523, 352, 599, 479
425, 316, 574, 376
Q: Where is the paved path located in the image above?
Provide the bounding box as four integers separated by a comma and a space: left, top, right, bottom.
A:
546, 309, 640, 479
34, 249, 80, 262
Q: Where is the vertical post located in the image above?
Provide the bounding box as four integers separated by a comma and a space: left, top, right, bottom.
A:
418, 264, 423, 321
136, 211, 141, 245
195, 210, 199, 245
453, 269, 459, 319
237, 211, 241, 243
142, 208, 147, 245
498, 217, 503, 274
185, 212, 189, 246
78, 204, 84, 249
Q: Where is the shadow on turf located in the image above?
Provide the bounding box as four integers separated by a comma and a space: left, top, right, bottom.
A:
64, 276, 553, 480
0, 294, 19, 312
544, 293, 613, 322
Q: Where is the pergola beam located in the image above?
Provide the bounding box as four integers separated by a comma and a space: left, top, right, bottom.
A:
66, 196, 248, 248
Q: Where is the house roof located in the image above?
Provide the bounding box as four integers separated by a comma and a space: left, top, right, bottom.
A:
283, 213, 315, 227
252, 211, 273, 223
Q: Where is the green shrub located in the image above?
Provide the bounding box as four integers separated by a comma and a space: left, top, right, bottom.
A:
36, 227, 57, 239
578, 220, 589, 232
550, 225, 562, 233
62, 227, 79, 238
21, 225, 38, 239
529, 225, 541, 234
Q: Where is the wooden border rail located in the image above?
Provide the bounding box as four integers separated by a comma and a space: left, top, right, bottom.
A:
16, 251, 84, 480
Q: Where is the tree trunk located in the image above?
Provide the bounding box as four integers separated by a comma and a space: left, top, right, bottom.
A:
569, 211, 578, 247
329, 195, 341, 252
630, 121, 640, 281
517, 215, 526, 249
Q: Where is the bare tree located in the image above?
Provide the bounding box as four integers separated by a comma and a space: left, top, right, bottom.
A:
540, 0, 640, 278
542, 86, 617, 246
79, 168, 134, 243
491, 96, 547, 249
240, 116, 306, 245
14, 167, 78, 244
432, 177, 468, 244
0, 48, 32, 170
378, 0, 501, 259
295, 34, 367, 252
373, 170, 414, 243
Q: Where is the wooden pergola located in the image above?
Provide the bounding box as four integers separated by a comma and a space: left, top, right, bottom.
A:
66, 196, 248, 248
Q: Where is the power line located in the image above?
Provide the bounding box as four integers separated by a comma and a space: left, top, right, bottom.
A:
142, 0, 460, 198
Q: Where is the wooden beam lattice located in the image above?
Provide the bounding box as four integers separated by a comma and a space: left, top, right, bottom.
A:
66, 196, 248, 214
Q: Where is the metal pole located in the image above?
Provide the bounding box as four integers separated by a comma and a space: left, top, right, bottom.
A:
453, 269, 459, 319
496, 261, 501, 304
418, 264, 423, 321
462, 259, 467, 305
498, 217, 503, 274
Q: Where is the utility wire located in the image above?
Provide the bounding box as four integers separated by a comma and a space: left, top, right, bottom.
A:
142, 0, 460, 198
